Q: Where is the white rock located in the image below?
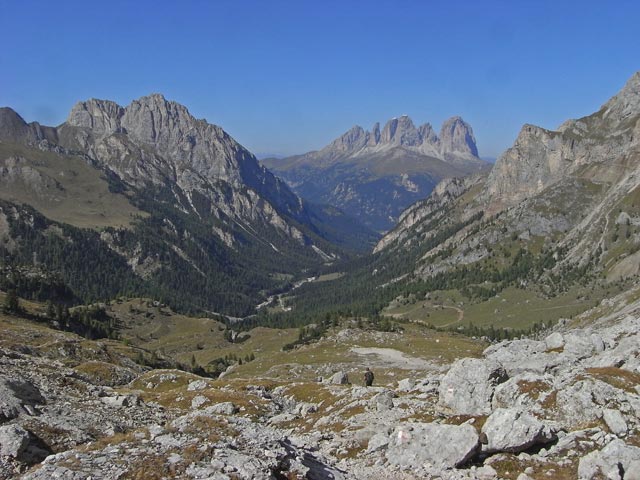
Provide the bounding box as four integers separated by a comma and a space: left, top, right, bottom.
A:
438, 358, 507, 415
602, 408, 628, 437
482, 408, 557, 453
191, 395, 208, 409
187, 380, 209, 391
578, 438, 640, 480
544, 332, 565, 351
397, 378, 415, 392
386, 422, 479, 469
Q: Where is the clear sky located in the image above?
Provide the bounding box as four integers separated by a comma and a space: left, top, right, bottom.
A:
1, 0, 639, 158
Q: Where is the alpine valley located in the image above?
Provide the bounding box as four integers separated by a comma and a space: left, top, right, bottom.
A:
1, 73, 640, 480
0, 94, 377, 317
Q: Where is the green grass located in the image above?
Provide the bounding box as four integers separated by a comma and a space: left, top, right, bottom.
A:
383, 285, 608, 330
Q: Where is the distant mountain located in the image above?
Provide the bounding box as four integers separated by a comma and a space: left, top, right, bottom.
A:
262, 115, 490, 232
0, 95, 376, 316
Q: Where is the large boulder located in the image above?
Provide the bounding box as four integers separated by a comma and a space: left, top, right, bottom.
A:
372, 391, 395, 411
481, 408, 557, 453
544, 332, 565, 351
578, 439, 640, 480
386, 422, 479, 469
438, 358, 507, 415
0, 424, 30, 458
492, 373, 554, 412
602, 408, 628, 437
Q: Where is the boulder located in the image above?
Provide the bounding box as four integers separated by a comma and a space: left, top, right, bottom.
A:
373, 391, 395, 411
484, 339, 548, 376
330, 371, 349, 385
187, 379, 209, 391
481, 408, 557, 453
191, 395, 208, 409
0, 378, 43, 421
101, 393, 140, 408
578, 439, 640, 480
386, 422, 479, 469
0, 424, 30, 458
206, 402, 238, 415
397, 378, 415, 392
544, 332, 565, 351
602, 408, 627, 437
492, 373, 554, 411
438, 358, 507, 415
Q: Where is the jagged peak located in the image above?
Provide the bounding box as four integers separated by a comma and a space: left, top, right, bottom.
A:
598, 71, 640, 124
67, 98, 125, 135
439, 116, 478, 157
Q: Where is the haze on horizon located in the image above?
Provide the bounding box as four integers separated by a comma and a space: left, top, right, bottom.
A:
1, 0, 639, 159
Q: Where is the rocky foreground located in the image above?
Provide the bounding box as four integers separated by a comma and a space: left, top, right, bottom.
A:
1, 290, 640, 479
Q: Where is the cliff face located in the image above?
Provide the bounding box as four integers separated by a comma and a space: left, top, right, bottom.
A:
486, 72, 640, 207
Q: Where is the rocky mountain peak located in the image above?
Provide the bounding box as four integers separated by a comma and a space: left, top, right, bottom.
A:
329, 125, 368, 152
67, 98, 124, 136
439, 116, 478, 157
379, 115, 421, 146
598, 70, 640, 126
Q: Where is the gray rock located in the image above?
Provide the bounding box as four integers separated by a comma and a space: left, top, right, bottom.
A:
187, 379, 209, 391
475, 465, 498, 479
482, 408, 557, 453
366, 432, 390, 453
191, 395, 208, 409
544, 332, 565, 351
373, 391, 395, 411
578, 439, 640, 480
602, 408, 627, 437
0, 424, 30, 458
101, 393, 140, 408
0, 378, 43, 421
206, 402, 238, 415
438, 358, 507, 415
397, 378, 415, 392
386, 422, 479, 469
330, 371, 349, 385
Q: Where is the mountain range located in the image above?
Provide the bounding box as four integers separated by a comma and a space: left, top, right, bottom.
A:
0, 94, 376, 316
288, 71, 640, 330
262, 115, 490, 231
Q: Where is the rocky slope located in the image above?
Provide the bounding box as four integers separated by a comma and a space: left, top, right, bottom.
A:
0, 96, 376, 316
373, 71, 640, 294
2, 282, 639, 479
263, 115, 489, 232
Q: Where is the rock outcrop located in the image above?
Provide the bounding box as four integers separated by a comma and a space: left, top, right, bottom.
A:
438, 358, 508, 415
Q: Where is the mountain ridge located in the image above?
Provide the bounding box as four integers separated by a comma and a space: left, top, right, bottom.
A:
0, 95, 377, 316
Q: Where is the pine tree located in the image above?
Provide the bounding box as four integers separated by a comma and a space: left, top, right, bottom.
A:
3, 290, 20, 313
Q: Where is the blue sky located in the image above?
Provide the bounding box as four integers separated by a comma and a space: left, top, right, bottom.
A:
1, 0, 639, 158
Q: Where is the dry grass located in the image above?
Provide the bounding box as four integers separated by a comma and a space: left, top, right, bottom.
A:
586, 367, 640, 393
490, 454, 577, 480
